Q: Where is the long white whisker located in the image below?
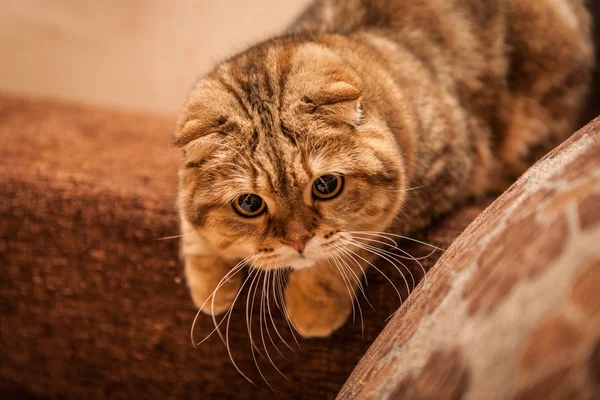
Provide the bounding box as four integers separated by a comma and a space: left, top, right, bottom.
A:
330, 251, 365, 336
330, 245, 375, 311
190, 254, 253, 347
245, 267, 273, 390
221, 265, 260, 386
350, 235, 425, 262
247, 266, 265, 360
378, 183, 431, 193
345, 238, 412, 294
348, 231, 445, 251
348, 239, 417, 290
326, 257, 358, 326
259, 266, 287, 380
338, 244, 404, 309
272, 269, 285, 314
211, 257, 257, 347
350, 235, 433, 286
276, 268, 300, 348
154, 232, 194, 241
266, 269, 294, 354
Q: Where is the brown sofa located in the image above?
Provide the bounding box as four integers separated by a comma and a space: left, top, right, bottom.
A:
0, 93, 497, 398
1, 4, 600, 399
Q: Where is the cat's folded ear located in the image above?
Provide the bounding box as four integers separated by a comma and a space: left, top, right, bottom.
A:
173, 79, 239, 158
292, 44, 364, 127
304, 81, 363, 127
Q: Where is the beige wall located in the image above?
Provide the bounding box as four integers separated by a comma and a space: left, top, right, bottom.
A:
0, 0, 310, 114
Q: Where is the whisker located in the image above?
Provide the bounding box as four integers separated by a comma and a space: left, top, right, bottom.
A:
350, 234, 433, 286
219, 263, 259, 386
192, 265, 245, 347
330, 251, 365, 336
259, 266, 287, 380
388, 244, 431, 288
154, 232, 194, 241
348, 231, 445, 251
330, 245, 375, 311
350, 234, 438, 263
325, 258, 354, 323
266, 269, 294, 354
276, 268, 300, 348
247, 266, 266, 361
190, 254, 254, 347
348, 239, 416, 290
350, 235, 423, 262
245, 267, 273, 390
272, 269, 285, 315
210, 257, 259, 348
379, 183, 431, 193
337, 244, 404, 309
326, 257, 359, 328
345, 238, 412, 294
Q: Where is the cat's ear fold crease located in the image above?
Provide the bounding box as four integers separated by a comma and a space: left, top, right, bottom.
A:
173, 115, 231, 148
173, 118, 212, 148
308, 82, 364, 127
174, 78, 240, 149
292, 45, 364, 127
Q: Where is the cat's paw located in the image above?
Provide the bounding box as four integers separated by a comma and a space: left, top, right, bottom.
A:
185, 256, 242, 315
189, 274, 242, 315
284, 273, 352, 338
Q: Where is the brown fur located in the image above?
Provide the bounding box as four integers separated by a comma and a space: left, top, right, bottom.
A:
175, 0, 594, 337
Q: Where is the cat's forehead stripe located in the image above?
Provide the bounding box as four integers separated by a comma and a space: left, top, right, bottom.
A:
218, 43, 310, 196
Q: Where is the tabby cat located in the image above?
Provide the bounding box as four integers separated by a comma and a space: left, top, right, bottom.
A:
175, 0, 594, 338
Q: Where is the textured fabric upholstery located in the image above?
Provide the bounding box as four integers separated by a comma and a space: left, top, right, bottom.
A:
338, 117, 600, 400
0, 94, 492, 399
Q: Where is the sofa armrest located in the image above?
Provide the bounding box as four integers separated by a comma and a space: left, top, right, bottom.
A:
338, 118, 600, 400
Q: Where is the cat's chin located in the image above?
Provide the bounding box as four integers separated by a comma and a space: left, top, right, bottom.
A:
286, 257, 317, 270
247, 255, 317, 271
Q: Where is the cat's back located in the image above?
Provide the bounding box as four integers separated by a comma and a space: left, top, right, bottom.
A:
288, 0, 589, 34
287, 0, 504, 37
287, 0, 508, 89
287, 0, 594, 186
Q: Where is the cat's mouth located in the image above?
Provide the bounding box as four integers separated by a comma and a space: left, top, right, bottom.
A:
250, 237, 348, 271
249, 253, 317, 271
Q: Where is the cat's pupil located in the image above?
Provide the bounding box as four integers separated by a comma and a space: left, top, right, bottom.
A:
238, 194, 262, 212
316, 175, 338, 194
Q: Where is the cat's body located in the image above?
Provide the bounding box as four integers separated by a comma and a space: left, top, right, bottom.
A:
176, 0, 594, 337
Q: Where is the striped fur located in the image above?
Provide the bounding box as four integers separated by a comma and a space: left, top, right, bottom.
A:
176, 0, 594, 337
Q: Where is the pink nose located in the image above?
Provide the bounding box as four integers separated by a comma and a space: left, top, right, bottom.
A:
282, 236, 310, 253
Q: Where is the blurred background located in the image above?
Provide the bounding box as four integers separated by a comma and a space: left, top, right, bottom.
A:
0, 0, 311, 115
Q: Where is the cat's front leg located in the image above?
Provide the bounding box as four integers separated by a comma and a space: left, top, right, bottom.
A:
285, 261, 365, 338
185, 254, 242, 315
180, 216, 242, 315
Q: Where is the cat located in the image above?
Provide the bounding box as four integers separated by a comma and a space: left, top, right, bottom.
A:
175, 0, 594, 338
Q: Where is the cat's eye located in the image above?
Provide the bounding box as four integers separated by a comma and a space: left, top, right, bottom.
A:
312, 174, 344, 199
232, 194, 266, 217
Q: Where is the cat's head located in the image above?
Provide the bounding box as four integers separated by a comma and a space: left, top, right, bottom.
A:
176, 39, 407, 270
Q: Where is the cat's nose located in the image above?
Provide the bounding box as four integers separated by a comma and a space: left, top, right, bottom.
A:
282, 235, 311, 254
281, 219, 313, 254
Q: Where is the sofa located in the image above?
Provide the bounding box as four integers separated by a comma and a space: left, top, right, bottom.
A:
1, 4, 599, 398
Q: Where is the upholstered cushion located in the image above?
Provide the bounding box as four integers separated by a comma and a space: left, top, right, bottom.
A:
338, 118, 600, 400
0, 94, 494, 399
